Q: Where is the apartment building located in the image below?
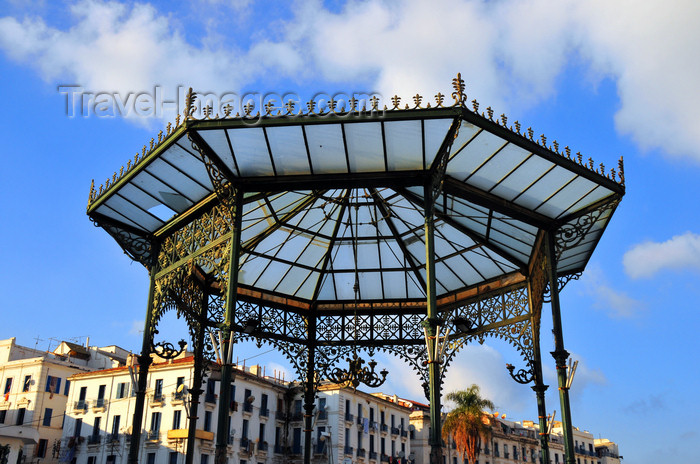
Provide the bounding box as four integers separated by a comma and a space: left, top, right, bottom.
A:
0, 338, 127, 464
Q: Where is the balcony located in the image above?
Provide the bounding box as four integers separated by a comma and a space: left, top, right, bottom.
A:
239, 438, 252, 455
291, 411, 304, 422
345, 412, 354, 423
73, 401, 88, 412
344, 446, 354, 455
318, 410, 328, 421
145, 430, 160, 442
380, 454, 389, 462
380, 424, 388, 433
370, 421, 378, 431
369, 451, 378, 460
357, 448, 366, 458
227, 435, 235, 445
204, 393, 217, 404
275, 411, 287, 421
260, 408, 269, 418
357, 416, 364, 425
391, 427, 400, 436
93, 398, 107, 411
274, 444, 284, 454
87, 434, 101, 446
106, 433, 120, 443
172, 391, 186, 404
400, 429, 408, 438
151, 393, 165, 405
258, 441, 269, 453
243, 402, 253, 414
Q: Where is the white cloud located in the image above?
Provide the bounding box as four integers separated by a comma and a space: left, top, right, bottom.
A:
623, 232, 700, 279
579, 264, 645, 318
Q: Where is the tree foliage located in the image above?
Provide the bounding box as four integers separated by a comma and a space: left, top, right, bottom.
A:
442, 385, 495, 463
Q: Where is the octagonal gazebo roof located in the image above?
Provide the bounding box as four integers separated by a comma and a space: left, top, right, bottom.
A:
87, 81, 624, 311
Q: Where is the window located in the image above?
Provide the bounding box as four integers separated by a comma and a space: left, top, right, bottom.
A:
93, 417, 101, 437
292, 428, 302, 454
275, 426, 282, 450
370, 407, 375, 423
16, 408, 25, 425
380, 411, 385, 426
116, 382, 129, 399
147, 453, 156, 464
3, 378, 12, 395
64, 380, 71, 396
98, 384, 106, 399
205, 380, 216, 402
154, 379, 163, 399
75, 418, 83, 437
204, 411, 212, 432
294, 399, 302, 415
201, 455, 209, 464
22, 375, 31, 392
173, 410, 182, 430
357, 402, 362, 418
259, 423, 266, 443
37, 439, 48, 458
381, 437, 385, 455
79, 386, 87, 401
112, 415, 121, 436
150, 412, 161, 432
43, 408, 52, 427
169, 451, 178, 464
87, 457, 96, 464
45, 376, 61, 395
242, 419, 249, 439
0, 410, 6, 423
357, 430, 363, 449
261, 393, 269, 414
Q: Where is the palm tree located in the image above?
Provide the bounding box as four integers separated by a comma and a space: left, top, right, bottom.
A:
442, 384, 495, 463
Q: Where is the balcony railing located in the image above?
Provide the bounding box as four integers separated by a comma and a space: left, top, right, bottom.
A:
240, 437, 252, 454
172, 391, 186, 402
258, 441, 269, 452
259, 408, 269, 417
87, 434, 101, 445
106, 433, 120, 443
318, 410, 328, 421
93, 398, 107, 409
357, 416, 364, 425
243, 402, 253, 413
145, 430, 160, 441
274, 444, 284, 454
380, 424, 388, 433
276, 411, 287, 421
345, 412, 354, 422
400, 429, 408, 438
74, 401, 88, 411
344, 446, 354, 455
291, 411, 303, 422
369, 451, 378, 460
357, 448, 366, 458
380, 454, 389, 462
391, 427, 400, 435
227, 435, 235, 445
204, 394, 216, 404
151, 393, 165, 403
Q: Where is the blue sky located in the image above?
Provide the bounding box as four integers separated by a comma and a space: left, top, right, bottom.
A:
1, 1, 699, 462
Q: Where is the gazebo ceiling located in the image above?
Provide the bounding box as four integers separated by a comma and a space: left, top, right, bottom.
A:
87, 83, 624, 309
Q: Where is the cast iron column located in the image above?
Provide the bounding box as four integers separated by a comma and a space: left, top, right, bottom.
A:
303, 315, 317, 464
424, 185, 442, 464
186, 290, 208, 464
215, 190, 243, 464
544, 230, 575, 464
128, 242, 159, 464
527, 279, 550, 464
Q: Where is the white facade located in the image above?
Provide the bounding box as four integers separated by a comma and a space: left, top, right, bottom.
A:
0, 337, 126, 464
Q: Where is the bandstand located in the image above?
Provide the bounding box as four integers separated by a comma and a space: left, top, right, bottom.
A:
86, 74, 625, 464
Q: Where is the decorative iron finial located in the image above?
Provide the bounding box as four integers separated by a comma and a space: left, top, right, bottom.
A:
527, 128, 534, 140
486, 107, 494, 120
166, 122, 172, 134
501, 114, 507, 127
203, 105, 213, 118
244, 102, 255, 116
370, 96, 380, 111
577, 152, 583, 164
451, 73, 466, 105
553, 140, 559, 153
514, 121, 521, 134
540, 134, 547, 146
435, 92, 445, 108
472, 99, 479, 113
264, 100, 276, 116
565, 146, 571, 159
348, 97, 358, 112
175, 114, 181, 126
184, 87, 197, 119
88, 179, 95, 208
618, 156, 625, 185
149, 138, 154, 151
328, 97, 338, 113
158, 130, 163, 143
119, 166, 124, 176
599, 163, 605, 175
413, 94, 423, 109
223, 103, 234, 117
127, 160, 131, 170
391, 95, 401, 110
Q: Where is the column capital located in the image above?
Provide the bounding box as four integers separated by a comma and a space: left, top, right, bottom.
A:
551, 349, 569, 365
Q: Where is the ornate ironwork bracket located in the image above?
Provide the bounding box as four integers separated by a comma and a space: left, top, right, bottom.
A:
427, 118, 462, 214
555, 199, 620, 261
543, 272, 582, 303
151, 338, 187, 359
90, 216, 155, 268
187, 129, 237, 210
325, 353, 388, 389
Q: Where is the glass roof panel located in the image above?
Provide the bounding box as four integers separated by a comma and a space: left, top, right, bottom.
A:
163, 143, 214, 189
450, 121, 481, 155
333, 271, 356, 300
316, 272, 337, 300
435, 261, 466, 290
295, 271, 320, 299
95, 204, 151, 232
357, 242, 381, 269
146, 158, 207, 205
423, 118, 455, 167
535, 176, 597, 217
513, 166, 576, 213
254, 261, 293, 289
378, 240, 407, 269
103, 193, 165, 230
345, 122, 385, 173
227, 128, 274, 176
118, 183, 161, 212
383, 271, 410, 299
274, 267, 314, 296
466, 144, 532, 191
489, 156, 555, 201
265, 126, 312, 175
305, 124, 348, 173
384, 120, 423, 170
358, 271, 383, 299
446, 130, 507, 181
557, 185, 613, 219
196, 129, 236, 175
